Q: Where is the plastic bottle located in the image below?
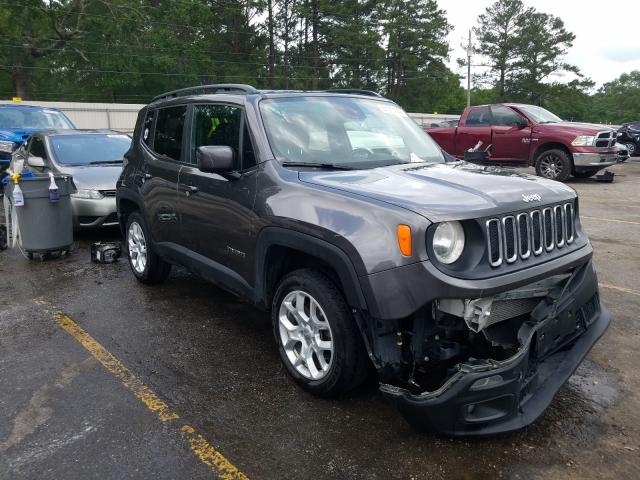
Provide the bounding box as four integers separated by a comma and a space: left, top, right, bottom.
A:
48, 172, 59, 203
13, 180, 24, 207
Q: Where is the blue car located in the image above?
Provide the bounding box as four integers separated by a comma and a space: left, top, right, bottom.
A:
0, 104, 75, 169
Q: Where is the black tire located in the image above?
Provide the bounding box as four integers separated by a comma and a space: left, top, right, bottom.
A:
573, 170, 598, 179
535, 149, 572, 182
271, 269, 369, 397
125, 211, 171, 284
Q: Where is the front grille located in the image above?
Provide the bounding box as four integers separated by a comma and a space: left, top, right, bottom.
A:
100, 190, 116, 197
486, 202, 576, 268
487, 219, 502, 267
543, 208, 554, 251
595, 131, 616, 148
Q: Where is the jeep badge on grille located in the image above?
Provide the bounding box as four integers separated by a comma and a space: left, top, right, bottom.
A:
522, 193, 542, 203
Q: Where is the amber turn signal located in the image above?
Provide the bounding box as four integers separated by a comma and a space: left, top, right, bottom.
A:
397, 224, 412, 256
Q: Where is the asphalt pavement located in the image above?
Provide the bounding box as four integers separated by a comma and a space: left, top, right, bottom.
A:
1, 160, 639, 479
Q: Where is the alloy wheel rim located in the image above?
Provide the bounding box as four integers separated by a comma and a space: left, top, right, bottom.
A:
278, 290, 334, 380
540, 154, 562, 179
128, 221, 147, 274
625, 143, 635, 155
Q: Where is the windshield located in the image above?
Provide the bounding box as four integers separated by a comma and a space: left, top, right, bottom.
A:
0, 107, 74, 130
518, 105, 563, 124
50, 134, 131, 165
260, 96, 445, 168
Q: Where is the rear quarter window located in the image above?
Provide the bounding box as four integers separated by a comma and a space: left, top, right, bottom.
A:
466, 107, 491, 126
153, 106, 186, 161
142, 110, 155, 147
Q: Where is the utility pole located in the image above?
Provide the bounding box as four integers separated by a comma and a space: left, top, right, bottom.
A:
466, 30, 472, 108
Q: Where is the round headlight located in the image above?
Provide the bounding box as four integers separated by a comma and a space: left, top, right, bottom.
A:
432, 221, 465, 264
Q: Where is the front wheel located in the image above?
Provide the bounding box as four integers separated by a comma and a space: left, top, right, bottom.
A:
535, 149, 572, 182
271, 269, 369, 397
625, 142, 636, 157
126, 211, 171, 284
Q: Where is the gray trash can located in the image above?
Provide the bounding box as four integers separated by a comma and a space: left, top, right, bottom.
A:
4, 175, 73, 255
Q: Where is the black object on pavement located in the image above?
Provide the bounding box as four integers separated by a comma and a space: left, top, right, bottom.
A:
91, 242, 122, 263
596, 170, 615, 183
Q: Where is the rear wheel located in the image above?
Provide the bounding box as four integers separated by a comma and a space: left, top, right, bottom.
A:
535, 149, 572, 182
126, 211, 171, 284
271, 269, 369, 397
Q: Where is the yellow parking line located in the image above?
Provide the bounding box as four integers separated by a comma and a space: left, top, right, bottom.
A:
55, 313, 248, 480
56, 314, 179, 422
599, 283, 640, 298
582, 215, 640, 226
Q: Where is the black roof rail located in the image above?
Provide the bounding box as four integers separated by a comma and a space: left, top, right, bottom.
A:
322, 89, 382, 98
151, 84, 258, 103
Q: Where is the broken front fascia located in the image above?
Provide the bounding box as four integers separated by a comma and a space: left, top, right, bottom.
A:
436, 274, 571, 333
375, 260, 610, 436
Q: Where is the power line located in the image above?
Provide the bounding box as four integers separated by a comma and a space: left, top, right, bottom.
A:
12, 35, 393, 65
0, 43, 453, 75
0, 63, 456, 81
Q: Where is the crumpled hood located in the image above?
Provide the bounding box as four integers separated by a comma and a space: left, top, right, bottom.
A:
299, 162, 576, 222
56, 164, 122, 191
0, 129, 36, 143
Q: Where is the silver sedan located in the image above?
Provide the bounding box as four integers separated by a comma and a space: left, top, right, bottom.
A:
17, 130, 131, 229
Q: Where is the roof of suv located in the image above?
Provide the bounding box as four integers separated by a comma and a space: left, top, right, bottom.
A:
149, 83, 385, 105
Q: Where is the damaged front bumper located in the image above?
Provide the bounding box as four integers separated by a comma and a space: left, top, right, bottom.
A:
379, 261, 610, 437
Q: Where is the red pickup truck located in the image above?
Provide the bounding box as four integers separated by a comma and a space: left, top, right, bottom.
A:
425, 104, 625, 181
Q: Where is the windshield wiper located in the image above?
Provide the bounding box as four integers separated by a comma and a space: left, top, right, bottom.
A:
281, 161, 355, 170
88, 160, 123, 165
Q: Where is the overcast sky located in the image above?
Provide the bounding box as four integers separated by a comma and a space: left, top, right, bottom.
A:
438, 0, 640, 90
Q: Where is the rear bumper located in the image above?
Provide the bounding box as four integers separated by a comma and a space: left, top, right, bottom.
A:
380, 262, 610, 437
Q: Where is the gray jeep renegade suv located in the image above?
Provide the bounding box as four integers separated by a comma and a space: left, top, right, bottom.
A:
116, 84, 610, 436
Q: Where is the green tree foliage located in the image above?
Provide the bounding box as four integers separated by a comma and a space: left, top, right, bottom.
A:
380, 0, 459, 112
510, 11, 578, 103
0, 0, 465, 112
473, 0, 532, 101
0, 0, 87, 98
591, 71, 640, 124
470, 0, 610, 122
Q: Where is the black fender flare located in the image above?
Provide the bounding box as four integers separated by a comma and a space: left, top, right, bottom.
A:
254, 227, 368, 311
116, 189, 145, 235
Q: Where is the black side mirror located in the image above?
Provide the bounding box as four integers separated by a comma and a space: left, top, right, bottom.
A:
196, 145, 235, 173
517, 119, 529, 129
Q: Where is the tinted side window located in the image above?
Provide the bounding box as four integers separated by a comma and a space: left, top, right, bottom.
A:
466, 107, 491, 126
142, 110, 155, 146
29, 137, 47, 159
491, 106, 524, 127
191, 104, 241, 167
154, 106, 186, 161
